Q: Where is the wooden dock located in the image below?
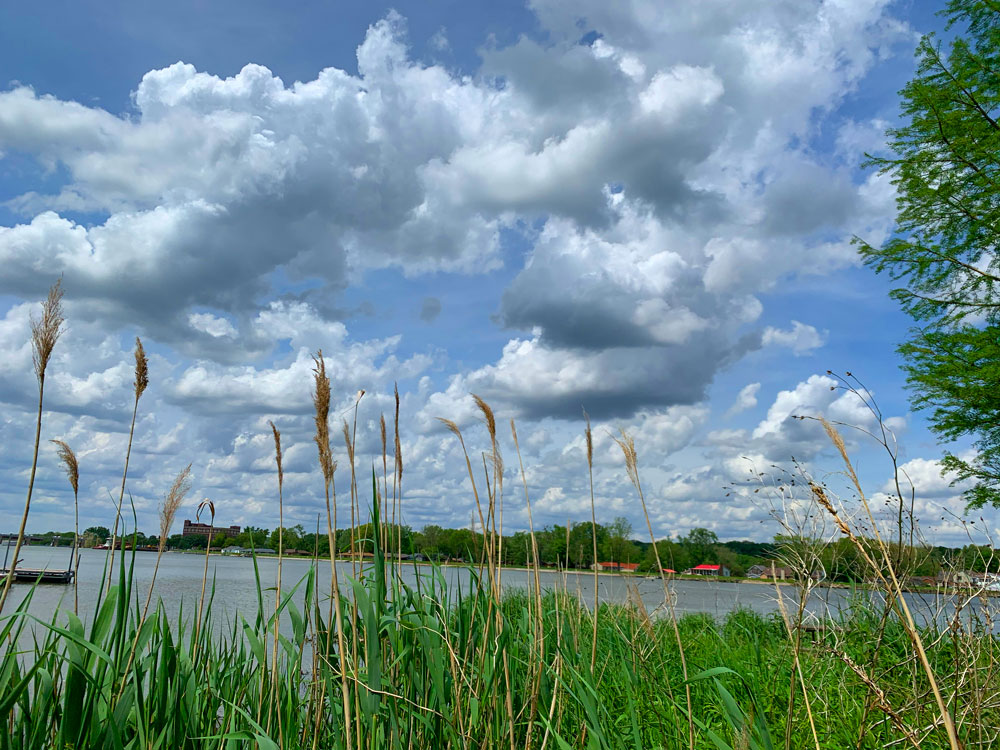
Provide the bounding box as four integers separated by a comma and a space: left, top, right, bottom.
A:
0, 568, 74, 584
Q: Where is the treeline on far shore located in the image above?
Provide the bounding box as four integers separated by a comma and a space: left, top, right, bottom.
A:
21, 516, 998, 582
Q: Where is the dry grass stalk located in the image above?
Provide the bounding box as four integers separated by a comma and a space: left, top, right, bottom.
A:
107, 337, 150, 595
583, 411, 599, 675
380, 413, 389, 558
510, 420, 545, 750
439, 418, 490, 583
827, 646, 922, 748
311, 352, 353, 750
473, 394, 501, 594
266, 419, 284, 742
393, 383, 403, 564
613, 428, 694, 750
150, 464, 193, 607
816, 418, 960, 750
472, 395, 515, 749
51, 439, 79, 614
342, 418, 358, 579
193, 498, 215, 658
117, 463, 191, 706
0, 279, 64, 614
345, 389, 365, 743
770, 569, 821, 750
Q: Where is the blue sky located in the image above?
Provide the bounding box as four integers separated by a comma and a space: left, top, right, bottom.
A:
0, 0, 989, 546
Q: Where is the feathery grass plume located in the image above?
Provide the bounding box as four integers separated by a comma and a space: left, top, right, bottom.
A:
0, 279, 65, 615
133, 337, 149, 399
51, 439, 79, 493
267, 419, 285, 742
613, 427, 694, 750
107, 336, 150, 594
158, 464, 192, 545
31, 278, 65, 383
51, 439, 80, 613
312, 352, 334, 489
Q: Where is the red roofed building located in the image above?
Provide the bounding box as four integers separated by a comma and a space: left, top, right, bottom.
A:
594, 561, 639, 572
684, 563, 731, 577
662, 568, 676, 575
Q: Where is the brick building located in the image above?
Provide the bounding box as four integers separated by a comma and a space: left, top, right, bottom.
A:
182, 520, 241, 539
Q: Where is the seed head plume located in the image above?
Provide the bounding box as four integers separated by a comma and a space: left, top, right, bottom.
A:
583, 410, 593, 470
394, 382, 403, 484
810, 482, 853, 539
159, 464, 192, 546
472, 393, 496, 444
50, 440, 78, 494
312, 352, 335, 488
380, 414, 387, 465
133, 337, 149, 400
614, 428, 639, 490
269, 421, 283, 486
31, 278, 65, 383
342, 420, 355, 464
438, 418, 463, 442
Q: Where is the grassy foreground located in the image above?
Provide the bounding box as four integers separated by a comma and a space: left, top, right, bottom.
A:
3, 542, 1000, 750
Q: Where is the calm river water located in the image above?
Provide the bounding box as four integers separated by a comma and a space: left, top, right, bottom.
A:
4, 545, 993, 636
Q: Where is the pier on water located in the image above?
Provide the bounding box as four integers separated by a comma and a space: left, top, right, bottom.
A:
0, 567, 74, 584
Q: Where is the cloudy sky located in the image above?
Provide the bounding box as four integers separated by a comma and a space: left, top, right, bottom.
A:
0, 0, 989, 546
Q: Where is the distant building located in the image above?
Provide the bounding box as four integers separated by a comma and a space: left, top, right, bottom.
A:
594, 561, 639, 572
747, 562, 797, 580
684, 563, 731, 577
182, 520, 240, 539
937, 570, 974, 587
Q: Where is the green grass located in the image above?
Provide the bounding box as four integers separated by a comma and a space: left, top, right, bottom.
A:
3, 518, 999, 748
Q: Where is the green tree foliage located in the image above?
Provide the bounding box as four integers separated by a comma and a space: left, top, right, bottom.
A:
858, 1, 1000, 507
83, 525, 110, 544
679, 527, 719, 566
167, 533, 208, 550
601, 516, 638, 565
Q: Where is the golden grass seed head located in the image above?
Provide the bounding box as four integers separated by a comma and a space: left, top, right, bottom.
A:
268, 420, 283, 486
311, 352, 335, 486
31, 278, 65, 382
471, 393, 496, 444
160, 463, 193, 542
134, 337, 149, 400
50, 439, 79, 494
583, 409, 593, 469
342, 420, 355, 464
394, 382, 402, 483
